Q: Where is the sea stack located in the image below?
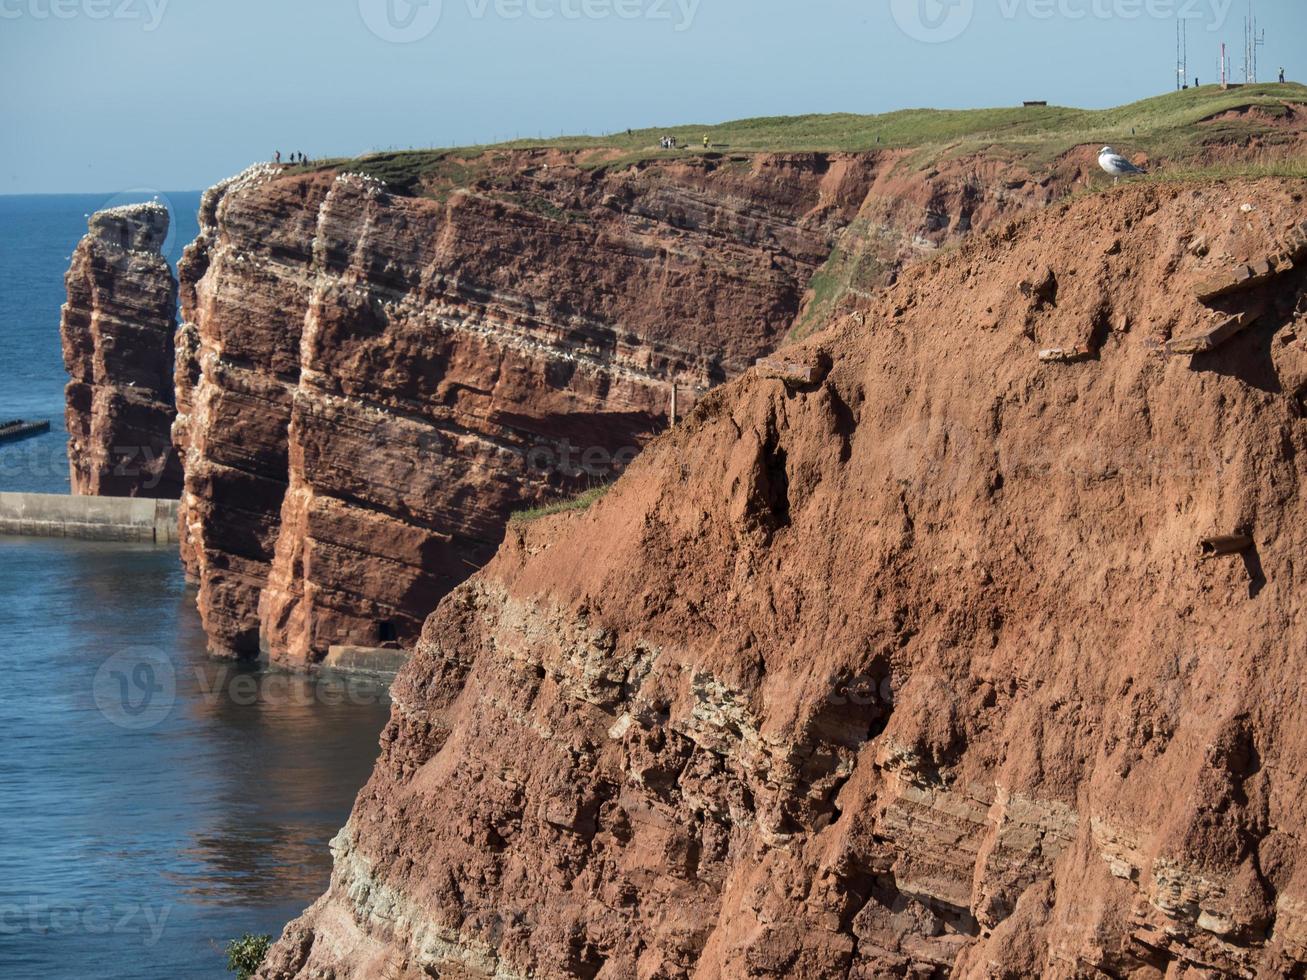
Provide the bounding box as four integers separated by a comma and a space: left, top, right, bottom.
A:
60, 202, 183, 498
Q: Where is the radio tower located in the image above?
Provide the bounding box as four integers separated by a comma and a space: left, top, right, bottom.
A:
1176, 18, 1189, 90
1243, 0, 1265, 83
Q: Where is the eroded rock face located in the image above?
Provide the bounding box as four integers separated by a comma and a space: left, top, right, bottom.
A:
259, 180, 1307, 978
61, 203, 182, 498
174, 154, 890, 663
174, 149, 1088, 665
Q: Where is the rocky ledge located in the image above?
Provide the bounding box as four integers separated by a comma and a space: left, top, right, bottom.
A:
61, 202, 183, 498
258, 179, 1307, 978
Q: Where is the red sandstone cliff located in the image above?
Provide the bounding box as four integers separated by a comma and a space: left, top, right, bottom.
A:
173, 150, 1071, 665
61, 203, 182, 498
258, 179, 1307, 978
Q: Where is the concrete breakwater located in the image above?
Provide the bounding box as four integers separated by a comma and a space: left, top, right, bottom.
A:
322, 645, 410, 677
0, 420, 51, 444
0, 492, 179, 543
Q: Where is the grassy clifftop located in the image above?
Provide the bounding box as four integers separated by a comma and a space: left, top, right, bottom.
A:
302, 84, 1306, 195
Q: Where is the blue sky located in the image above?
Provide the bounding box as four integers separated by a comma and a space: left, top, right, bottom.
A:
1, 0, 1302, 193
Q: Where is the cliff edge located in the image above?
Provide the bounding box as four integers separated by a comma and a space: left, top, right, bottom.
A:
259, 178, 1307, 978
168, 86, 1307, 667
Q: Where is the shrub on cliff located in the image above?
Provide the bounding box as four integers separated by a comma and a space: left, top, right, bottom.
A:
225, 934, 272, 980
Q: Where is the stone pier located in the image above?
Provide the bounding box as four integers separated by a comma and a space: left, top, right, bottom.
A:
0, 491, 179, 543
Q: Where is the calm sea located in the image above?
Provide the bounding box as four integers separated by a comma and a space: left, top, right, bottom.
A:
0, 194, 392, 978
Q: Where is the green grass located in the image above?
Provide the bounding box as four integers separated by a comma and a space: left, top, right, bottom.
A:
1142, 158, 1307, 182
289, 150, 491, 197
298, 84, 1307, 196
789, 226, 896, 340
509, 484, 612, 525
794, 250, 849, 337
1059, 151, 1307, 202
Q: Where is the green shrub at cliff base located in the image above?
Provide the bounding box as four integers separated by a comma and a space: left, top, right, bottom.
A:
225, 934, 272, 980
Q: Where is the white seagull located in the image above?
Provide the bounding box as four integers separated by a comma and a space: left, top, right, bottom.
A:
1098, 146, 1146, 184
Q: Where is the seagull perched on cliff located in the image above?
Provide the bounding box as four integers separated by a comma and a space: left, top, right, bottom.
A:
1098, 146, 1146, 184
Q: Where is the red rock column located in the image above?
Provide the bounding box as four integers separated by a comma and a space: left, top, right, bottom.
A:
60, 203, 183, 498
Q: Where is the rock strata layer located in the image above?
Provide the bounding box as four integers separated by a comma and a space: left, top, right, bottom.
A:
259, 179, 1307, 978
173, 150, 1085, 665
61, 203, 182, 498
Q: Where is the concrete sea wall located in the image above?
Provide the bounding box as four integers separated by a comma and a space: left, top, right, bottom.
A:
0, 492, 179, 543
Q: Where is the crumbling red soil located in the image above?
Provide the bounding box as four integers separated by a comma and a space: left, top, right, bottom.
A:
1201, 102, 1302, 132
258, 178, 1307, 978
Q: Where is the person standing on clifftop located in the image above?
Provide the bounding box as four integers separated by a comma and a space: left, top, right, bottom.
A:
703, 134, 710, 149
274, 150, 281, 164
1282, 67, 1287, 84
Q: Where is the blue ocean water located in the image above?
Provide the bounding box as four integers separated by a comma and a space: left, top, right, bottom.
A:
0, 196, 392, 979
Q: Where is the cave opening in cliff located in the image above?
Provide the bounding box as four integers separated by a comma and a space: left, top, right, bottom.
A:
376, 620, 398, 644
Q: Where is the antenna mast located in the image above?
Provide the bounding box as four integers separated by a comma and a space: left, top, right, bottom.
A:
1176, 18, 1189, 90
1243, 0, 1265, 83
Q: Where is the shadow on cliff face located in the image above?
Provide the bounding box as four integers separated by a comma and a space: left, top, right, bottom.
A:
494, 409, 659, 475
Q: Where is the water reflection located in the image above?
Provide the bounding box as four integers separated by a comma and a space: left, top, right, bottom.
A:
172, 662, 391, 905
0, 534, 391, 979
